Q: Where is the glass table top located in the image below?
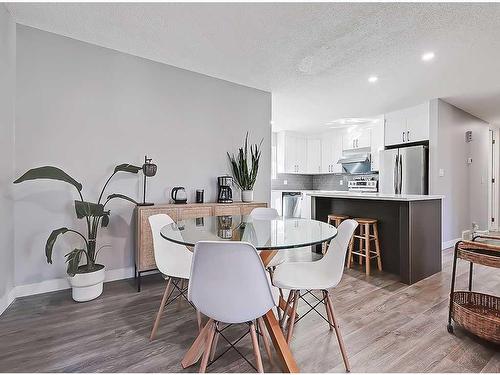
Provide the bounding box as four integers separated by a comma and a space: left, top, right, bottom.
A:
160, 215, 337, 250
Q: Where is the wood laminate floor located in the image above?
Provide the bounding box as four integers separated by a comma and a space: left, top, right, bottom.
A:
0, 247, 499, 373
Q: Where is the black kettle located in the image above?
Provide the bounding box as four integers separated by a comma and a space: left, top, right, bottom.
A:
171, 187, 187, 204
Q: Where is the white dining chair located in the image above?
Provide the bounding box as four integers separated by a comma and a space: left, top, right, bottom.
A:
250, 207, 285, 269
272, 219, 358, 372
188, 241, 276, 373
148, 214, 201, 340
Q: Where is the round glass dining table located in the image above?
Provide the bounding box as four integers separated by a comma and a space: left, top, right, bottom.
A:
160, 214, 337, 250
161, 214, 336, 373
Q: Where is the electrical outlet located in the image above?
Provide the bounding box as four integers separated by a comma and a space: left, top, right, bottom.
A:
439, 169, 445, 177
283, 180, 288, 185
339, 180, 343, 186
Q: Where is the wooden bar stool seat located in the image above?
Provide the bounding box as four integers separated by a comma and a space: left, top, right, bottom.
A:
348, 218, 382, 276
324, 214, 350, 253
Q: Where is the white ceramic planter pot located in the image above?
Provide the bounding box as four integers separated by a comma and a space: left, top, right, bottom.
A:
68, 265, 105, 302
242, 190, 254, 202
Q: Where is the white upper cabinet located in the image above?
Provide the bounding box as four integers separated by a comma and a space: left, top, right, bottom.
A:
384, 102, 430, 146
321, 130, 343, 173
342, 127, 371, 150
276, 131, 308, 174
306, 138, 322, 174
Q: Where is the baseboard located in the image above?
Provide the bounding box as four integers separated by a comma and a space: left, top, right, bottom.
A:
442, 238, 461, 250
1, 266, 135, 315
0, 287, 16, 316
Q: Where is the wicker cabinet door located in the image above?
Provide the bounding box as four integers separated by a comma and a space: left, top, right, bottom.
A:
214, 205, 241, 216
137, 207, 178, 271
178, 206, 213, 219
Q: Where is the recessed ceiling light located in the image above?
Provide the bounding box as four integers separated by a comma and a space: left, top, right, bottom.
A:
329, 118, 375, 126
368, 76, 378, 83
422, 52, 435, 61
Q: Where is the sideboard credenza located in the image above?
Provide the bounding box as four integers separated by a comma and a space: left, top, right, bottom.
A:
134, 202, 267, 291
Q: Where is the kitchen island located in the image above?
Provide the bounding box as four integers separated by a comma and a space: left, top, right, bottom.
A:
309, 191, 444, 285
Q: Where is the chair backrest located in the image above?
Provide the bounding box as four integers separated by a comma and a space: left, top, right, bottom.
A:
148, 214, 192, 278
188, 241, 276, 324
321, 219, 358, 287
250, 207, 279, 220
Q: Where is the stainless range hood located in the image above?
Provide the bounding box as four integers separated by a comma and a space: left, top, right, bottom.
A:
337, 153, 371, 174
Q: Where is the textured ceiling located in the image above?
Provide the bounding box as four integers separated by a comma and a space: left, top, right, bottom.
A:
6, 2, 500, 131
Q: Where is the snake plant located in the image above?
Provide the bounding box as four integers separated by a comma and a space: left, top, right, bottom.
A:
227, 132, 263, 191
13, 164, 141, 276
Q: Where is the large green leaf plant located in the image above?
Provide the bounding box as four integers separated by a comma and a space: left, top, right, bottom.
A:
14, 164, 141, 276
227, 133, 263, 191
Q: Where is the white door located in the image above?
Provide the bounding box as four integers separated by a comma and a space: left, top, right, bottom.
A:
342, 132, 356, 150
384, 110, 406, 146
331, 130, 343, 173
321, 132, 333, 173
357, 128, 371, 148
284, 134, 297, 173
405, 102, 430, 143
307, 138, 321, 174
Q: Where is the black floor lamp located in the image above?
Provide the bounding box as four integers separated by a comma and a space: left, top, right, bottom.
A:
138, 155, 157, 206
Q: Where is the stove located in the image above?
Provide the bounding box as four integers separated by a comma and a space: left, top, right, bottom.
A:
348, 176, 378, 192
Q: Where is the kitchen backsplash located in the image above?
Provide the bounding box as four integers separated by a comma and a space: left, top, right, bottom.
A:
272, 173, 379, 191
271, 173, 313, 190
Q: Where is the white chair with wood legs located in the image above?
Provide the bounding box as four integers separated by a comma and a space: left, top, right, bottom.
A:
188, 241, 276, 373
272, 219, 358, 372
148, 214, 201, 340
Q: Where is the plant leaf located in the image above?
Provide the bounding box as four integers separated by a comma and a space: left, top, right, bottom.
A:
74, 201, 105, 218
106, 193, 138, 205
13, 166, 82, 191
46, 228, 69, 264
114, 164, 142, 174
65, 248, 86, 277
101, 214, 110, 227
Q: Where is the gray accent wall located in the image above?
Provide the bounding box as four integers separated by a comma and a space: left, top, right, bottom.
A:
14, 25, 271, 286
429, 99, 490, 243
0, 5, 16, 311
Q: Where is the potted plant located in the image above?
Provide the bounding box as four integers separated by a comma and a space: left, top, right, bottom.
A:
227, 132, 263, 202
13, 164, 141, 302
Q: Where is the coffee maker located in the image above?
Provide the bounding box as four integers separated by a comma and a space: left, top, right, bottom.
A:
217, 176, 233, 203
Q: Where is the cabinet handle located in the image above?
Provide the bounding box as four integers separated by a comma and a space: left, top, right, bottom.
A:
402, 132, 406, 142
407, 131, 410, 142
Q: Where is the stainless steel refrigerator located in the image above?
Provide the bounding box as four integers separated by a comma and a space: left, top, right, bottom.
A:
379, 145, 428, 194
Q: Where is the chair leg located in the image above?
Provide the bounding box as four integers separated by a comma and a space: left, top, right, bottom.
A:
347, 237, 354, 268
280, 290, 294, 328
286, 290, 299, 343
250, 321, 264, 373
364, 224, 371, 276
197, 310, 203, 332
209, 330, 220, 361
258, 317, 273, 363
150, 277, 174, 341
373, 223, 382, 271
325, 292, 351, 372
322, 290, 334, 331
358, 226, 364, 265
199, 321, 217, 373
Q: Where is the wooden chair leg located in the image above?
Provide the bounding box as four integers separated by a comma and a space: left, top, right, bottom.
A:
197, 310, 202, 332
347, 237, 354, 268
322, 290, 334, 331
358, 226, 364, 265
257, 317, 273, 363
209, 330, 219, 361
286, 290, 299, 343
199, 321, 217, 373
364, 224, 371, 276
250, 321, 264, 373
373, 223, 382, 271
325, 292, 351, 372
280, 290, 294, 328
150, 277, 173, 341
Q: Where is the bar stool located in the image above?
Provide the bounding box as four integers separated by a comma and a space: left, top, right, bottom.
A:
324, 214, 350, 253
347, 218, 382, 276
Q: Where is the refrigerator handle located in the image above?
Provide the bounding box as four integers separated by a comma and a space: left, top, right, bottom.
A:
393, 153, 399, 193
398, 154, 403, 194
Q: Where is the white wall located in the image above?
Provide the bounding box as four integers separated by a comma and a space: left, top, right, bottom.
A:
14, 25, 271, 287
430, 99, 490, 244
0, 5, 16, 313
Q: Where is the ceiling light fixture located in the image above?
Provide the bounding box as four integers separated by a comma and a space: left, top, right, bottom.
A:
368, 76, 378, 83
421, 52, 435, 61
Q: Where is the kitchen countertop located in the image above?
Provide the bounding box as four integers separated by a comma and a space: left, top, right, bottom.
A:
306, 190, 444, 201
